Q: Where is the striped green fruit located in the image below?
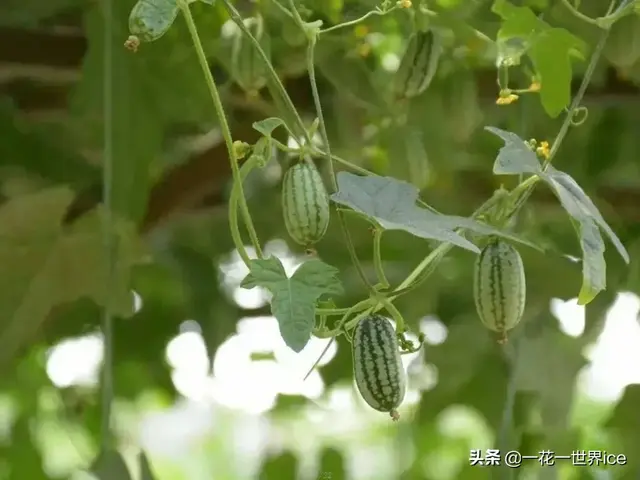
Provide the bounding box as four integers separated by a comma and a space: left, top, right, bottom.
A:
281, 160, 330, 247
352, 315, 406, 421
393, 29, 442, 100
473, 238, 526, 343
128, 0, 178, 43
230, 15, 270, 94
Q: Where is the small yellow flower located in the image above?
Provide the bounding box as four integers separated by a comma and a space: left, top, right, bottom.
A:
354, 24, 368, 39
496, 93, 519, 105
528, 80, 541, 92
536, 141, 550, 159
398, 0, 412, 8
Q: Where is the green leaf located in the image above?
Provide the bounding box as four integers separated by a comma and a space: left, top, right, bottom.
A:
485, 126, 543, 175
240, 257, 343, 352
0, 187, 141, 369
330, 172, 480, 253
528, 29, 587, 118
496, 37, 528, 66
542, 168, 629, 304
491, 0, 586, 117
253, 117, 285, 137
435, 215, 545, 252
546, 167, 629, 263
574, 218, 606, 305
91, 448, 133, 480
139, 451, 157, 480
492, 0, 546, 39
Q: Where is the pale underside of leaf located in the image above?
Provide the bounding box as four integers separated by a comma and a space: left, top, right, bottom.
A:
546, 167, 629, 264
330, 172, 480, 253
484, 126, 542, 175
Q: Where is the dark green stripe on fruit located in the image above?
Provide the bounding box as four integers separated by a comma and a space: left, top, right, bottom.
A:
400, 33, 429, 96
394, 30, 440, 99
353, 315, 406, 418
281, 161, 330, 246
474, 239, 526, 339
404, 31, 432, 96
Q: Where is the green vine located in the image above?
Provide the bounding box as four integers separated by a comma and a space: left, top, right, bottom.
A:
179, 0, 263, 260
122, 0, 633, 427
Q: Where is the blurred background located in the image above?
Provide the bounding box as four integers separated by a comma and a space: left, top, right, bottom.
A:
1, 0, 640, 478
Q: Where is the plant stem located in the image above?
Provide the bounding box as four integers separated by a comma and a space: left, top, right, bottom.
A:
562, 0, 632, 26
560, 0, 600, 25
504, 27, 610, 221
319, 6, 399, 35
268, 0, 296, 20
545, 30, 610, 167
367, 26, 612, 323
221, 0, 311, 143
380, 297, 407, 333
315, 307, 356, 315
229, 154, 263, 265
372, 228, 390, 288
287, 0, 374, 291
498, 340, 519, 480
179, 0, 263, 262
305, 298, 373, 380
312, 299, 373, 338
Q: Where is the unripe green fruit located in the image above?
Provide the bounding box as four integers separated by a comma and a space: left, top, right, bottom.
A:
473, 238, 526, 343
281, 161, 330, 247
352, 314, 406, 421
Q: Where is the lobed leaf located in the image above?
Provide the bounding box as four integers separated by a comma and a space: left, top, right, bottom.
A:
528, 29, 587, 118
436, 215, 545, 252
330, 172, 480, 253
485, 126, 543, 175
574, 218, 606, 305
0, 187, 141, 369
546, 167, 629, 264
253, 117, 285, 137
492, 0, 587, 117
240, 257, 343, 352
543, 167, 629, 304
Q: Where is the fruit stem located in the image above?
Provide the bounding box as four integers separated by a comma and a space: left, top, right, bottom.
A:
372, 227, 390, 289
